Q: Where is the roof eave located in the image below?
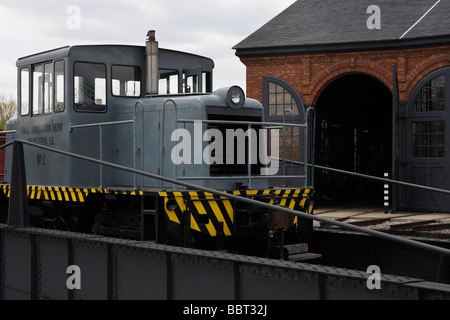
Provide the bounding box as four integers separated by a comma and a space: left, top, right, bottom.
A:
234, 35, 450, 59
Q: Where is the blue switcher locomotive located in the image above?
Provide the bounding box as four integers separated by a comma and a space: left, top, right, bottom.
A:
0, 31, 314, 257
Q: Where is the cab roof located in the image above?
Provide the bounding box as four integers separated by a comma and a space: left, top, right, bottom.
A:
16, 44, 215, 71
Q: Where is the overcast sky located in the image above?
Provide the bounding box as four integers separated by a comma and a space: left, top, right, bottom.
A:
0, 0, 296, 100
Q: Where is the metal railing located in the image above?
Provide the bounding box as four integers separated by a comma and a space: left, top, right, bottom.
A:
279, 157, 450, 196
69, 101, 144, 189
161, 99, 178, 189
70, 119, 134, 188
1, 139, 449, 258
175, 107, 315, 189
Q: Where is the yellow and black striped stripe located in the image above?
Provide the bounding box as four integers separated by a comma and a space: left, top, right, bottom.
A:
0, 185, 144, 203
159, 190, 234, 237
159, 188, 313, 237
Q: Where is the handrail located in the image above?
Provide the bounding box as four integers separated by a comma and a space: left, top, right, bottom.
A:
277, 157, 450, 196
69, 120, 133, 130
0, 130, 17, 134
134, 101, 145, 189
177, 118, 307, 128
70, 119, 134, 188
7, 139, 450, 257
177, 116, 312, 189
161, 99, 178, 189
306, 107, 316, 186
283, 109, 294, 185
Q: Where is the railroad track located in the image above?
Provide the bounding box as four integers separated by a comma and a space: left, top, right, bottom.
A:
313, 206, 450, 239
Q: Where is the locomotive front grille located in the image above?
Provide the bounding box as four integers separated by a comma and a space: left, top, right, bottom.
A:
207, 114, 264, 177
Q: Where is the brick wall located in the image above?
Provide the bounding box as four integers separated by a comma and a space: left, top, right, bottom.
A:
240, 46, 450, 105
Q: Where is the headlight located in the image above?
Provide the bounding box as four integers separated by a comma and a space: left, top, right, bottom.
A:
166, 199, 178, 211
227, 86, 245, 109
214, 86, 246, 109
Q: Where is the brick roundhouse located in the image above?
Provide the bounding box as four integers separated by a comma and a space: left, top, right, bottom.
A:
234, 0, 450, 212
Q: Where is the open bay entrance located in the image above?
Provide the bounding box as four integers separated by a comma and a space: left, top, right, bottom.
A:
314, 74, 392, 206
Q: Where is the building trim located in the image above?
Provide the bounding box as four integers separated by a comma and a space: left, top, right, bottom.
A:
235, 36, 450, 59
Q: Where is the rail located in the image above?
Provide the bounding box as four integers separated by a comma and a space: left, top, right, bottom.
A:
68, 100, 147, 190
278, 158, 450, 196
161, 99, 178, 189
69, 120, 134, 188
2, 139, 449, 258
134, 101, 145, 189
0, 130, 17, 134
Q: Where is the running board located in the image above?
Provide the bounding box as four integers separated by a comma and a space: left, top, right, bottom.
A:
274, 243, 322, 261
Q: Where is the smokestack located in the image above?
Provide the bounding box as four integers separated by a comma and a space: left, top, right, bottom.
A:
145, 30, 159, 95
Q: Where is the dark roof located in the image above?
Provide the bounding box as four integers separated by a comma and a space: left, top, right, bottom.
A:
234, 0, 450, 57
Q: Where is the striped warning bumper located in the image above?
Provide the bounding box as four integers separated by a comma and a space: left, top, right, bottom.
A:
0, 185, 143, 203
159, 188, 313, 237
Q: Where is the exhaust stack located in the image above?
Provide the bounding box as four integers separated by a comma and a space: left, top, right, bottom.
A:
145, 30, 159, 95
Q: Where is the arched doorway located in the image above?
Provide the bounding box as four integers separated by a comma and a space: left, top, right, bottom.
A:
314, 74, 392, 206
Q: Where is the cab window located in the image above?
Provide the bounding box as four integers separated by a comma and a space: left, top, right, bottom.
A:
21, 61, 65, 116
159, 70, 179, 94
74, 62, 106, 112
112, 65, 141, 97
20, 67, 30, 116
32, 63, 54, 115
54, 60, 65, 112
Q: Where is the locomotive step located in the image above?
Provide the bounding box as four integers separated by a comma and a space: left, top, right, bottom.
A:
284, 243, 309, 254
94, 224, 141, 240
288, 252, 322, 262
273, 242, 322, 261
142, 209, 156, 216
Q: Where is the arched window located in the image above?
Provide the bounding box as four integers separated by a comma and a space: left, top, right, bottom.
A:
262, 76, 305, 161
413, 75, 445, 112
263, 76, 304, 122
411, 73, 446, 158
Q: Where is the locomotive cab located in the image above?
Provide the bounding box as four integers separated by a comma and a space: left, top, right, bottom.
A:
7, 37, 215, 186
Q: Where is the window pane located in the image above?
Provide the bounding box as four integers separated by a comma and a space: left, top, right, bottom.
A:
43, 63, 53, 114
95, 78, 106, 105
112, 65, 141, 97
202, 72, 207, 93
158, 74, 179, 95
269, 105, 276, 116
432, 75, 445, 87
74, 62, 106, 112
412, 134, 419, 146
55, 60, 64, 112
412, 121, 445, 158
33, 65, 43, 115
268, 82, 276, 93
414, 75, 445, 112
186, 75, 199, 93
267, 82, 300, 118
20, 68, 29, 116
